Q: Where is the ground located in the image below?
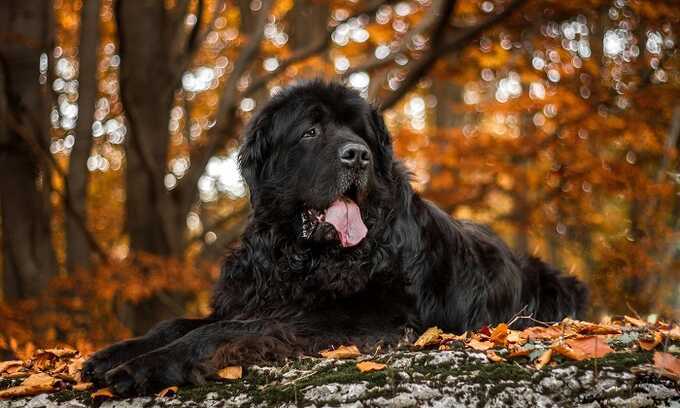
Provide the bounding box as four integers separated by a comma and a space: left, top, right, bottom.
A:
1, 347, 678, 407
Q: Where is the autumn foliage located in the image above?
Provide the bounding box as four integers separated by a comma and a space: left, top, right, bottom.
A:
0, 0, 678, 362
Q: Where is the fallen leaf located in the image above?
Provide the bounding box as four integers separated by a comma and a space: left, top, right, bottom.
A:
490, 323, 508, 346
485, 350, 506, 363
37, 348, 78, 359
22, 372, 59, 388
507, 346, 531, 358
73, 382, 93, 391
551, 343, 587, 361
157, 386, 179, 398
440, 332, 467, 342
356, 361, 386, 372
661, 325, 680, 341
506, 330, 525, 344
535, 349, 552, 370
624, 315, 647, 328
0, 372, 60, 399
414, 327, 443, 348
467, 339, 495, 351
216, 366, 243, 380
91, 388, 114, 399
639, 331, 663, 351
0, 360, 23, 375
653, 352, 680, 380
566, 336, 614, 359
0, 383, 55, 399
320, 345, 361, 359
521, 326, 564, 341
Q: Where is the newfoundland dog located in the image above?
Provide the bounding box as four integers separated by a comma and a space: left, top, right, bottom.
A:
83, 81, 587, 395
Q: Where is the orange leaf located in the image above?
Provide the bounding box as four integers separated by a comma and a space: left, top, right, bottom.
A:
653, 352, 680, 380
551, 343, 587, 361
216, 366, 243, 380
506, 330, 525, 344
490, 323, 508, 345
414, 327, 443, 348
565, 336, 613, 359
320, 345, 361, 359
157, 386, 179, 398
507, 346, 531, 358
73, 382, 93, 391
356, 361, 386, 373
624, 315, 647, 328
639, 331, 662, 351
91, 388, 114, 399
485, 350, 506, 363
521, 326, 564, 341
468, 339, 495, 351
0, 361, 23, 375
661, 325, 680, 341
535, 349, 552, 370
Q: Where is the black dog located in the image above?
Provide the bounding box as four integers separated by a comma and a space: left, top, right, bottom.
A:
83, 81, 587, 395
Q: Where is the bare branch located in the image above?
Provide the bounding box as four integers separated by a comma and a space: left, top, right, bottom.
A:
246, 0, 397, 97
378, 0, 528, 110
178, 0, 275, 214
343, 0, 454, 78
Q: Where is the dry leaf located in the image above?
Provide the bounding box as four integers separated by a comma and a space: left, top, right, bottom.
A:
551, 343, 587, 361
639, 331, 662, 351
157, 386, 179, 398
22, 373, 58, 388
535, 349, 553, 370
624, 315, 647, 328
507, 346, 531, 358
653, 352, 680, 380
566, 336, 614, 359
0, 360, 23, 375
414, 327, 443, 348
661, 325, 680, 342
485, 350, 506, 363
0, 383, 55, 399
320, 345, 361, 359
356, 361, 386, 373
467, 338, 495, 351
490, 324, 508, 346
216, 366, 243, 380
73, 382, 93, 391
91, 388, 114, 399
37, 348, 78, 359
440, 332, 467, 342
521, 326, 564, 341
506, 330, 525, 344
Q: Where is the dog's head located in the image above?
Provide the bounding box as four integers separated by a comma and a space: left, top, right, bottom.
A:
239, 81, 394, 247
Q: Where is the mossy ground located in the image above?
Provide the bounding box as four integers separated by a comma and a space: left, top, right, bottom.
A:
12, 349, 674, 407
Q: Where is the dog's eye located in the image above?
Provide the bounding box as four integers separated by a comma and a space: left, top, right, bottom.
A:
302, 127, 318, 139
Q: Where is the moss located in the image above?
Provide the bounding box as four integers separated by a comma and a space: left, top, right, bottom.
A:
570, 351, 652, 371
47, 389, 91, 404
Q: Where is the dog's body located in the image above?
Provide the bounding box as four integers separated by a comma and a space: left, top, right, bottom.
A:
83, 82, 587, 395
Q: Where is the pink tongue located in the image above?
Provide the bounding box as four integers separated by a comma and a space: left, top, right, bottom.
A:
324, 198, 368, 247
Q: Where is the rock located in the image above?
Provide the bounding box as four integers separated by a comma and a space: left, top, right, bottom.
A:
0, 349, 677, 407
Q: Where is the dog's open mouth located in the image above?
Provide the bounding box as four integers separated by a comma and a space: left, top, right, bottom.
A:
301, 185, 368, 247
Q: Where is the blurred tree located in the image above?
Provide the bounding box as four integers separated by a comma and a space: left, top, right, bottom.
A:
0, 0, 58, 299
66, 0, 101, 274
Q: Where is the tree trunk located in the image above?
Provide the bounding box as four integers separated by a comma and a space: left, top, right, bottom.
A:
117, 0, 183, 257
66, 0, 101, 274
0, 0, 57, 300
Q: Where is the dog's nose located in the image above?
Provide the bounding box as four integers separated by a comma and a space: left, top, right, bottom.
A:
339, 143, 371, 169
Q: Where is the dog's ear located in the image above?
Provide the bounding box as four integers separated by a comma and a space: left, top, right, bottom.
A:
238, 114, 271, 205
368, 106, 392, 148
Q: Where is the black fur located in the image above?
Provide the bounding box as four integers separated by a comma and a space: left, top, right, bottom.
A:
83, 81, 587, 395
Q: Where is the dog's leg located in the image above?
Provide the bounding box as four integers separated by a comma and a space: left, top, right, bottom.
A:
103, 319, 295, 396
82, 318, 212, 385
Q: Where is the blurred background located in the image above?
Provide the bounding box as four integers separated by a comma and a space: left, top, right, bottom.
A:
0, 0, 678, 357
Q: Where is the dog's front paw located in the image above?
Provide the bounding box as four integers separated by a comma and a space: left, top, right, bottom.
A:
82, 351, 118, 385
104, 351, 209, 396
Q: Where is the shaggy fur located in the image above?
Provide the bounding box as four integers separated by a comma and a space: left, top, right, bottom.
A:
83, 81, 588, 395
